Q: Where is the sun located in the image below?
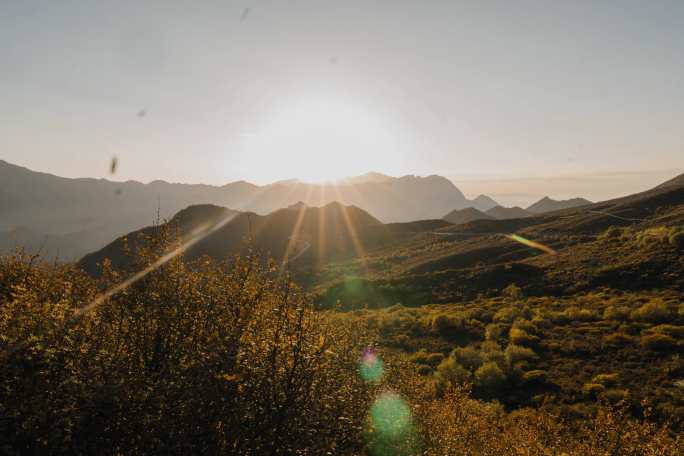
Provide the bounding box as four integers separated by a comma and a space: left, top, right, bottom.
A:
236, 96, 402, 183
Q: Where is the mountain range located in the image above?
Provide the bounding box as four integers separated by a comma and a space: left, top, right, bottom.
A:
0, 160, 497, 259
0, 160, 598, 261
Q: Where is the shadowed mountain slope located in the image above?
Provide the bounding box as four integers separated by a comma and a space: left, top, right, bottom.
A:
485, 205, 533, 220
526, 196, 592, 214
78, 202, 446, 276
442, 207, 495, 225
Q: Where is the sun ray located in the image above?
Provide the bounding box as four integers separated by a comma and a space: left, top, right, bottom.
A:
280, 184, 314, 272
317, 184, 327, 267
332, 183, 368, 269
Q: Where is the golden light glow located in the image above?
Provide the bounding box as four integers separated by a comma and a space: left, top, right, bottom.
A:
506, 234, 556, 255
238, 96, 401, 183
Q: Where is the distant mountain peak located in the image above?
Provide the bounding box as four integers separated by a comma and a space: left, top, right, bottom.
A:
470, 194, 499, 211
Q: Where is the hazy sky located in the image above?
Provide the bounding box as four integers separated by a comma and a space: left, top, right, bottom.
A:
1, 1, 683, 203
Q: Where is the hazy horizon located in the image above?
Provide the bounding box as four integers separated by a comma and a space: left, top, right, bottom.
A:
2, 1, 683, 203
4, 157, 681, 209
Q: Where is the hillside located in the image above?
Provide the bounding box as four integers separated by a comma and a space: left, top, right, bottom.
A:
310, 173, 684, 426
526, 196, 593, 214
442, 207, 494, 225
317, 172, 684, 305
78, 202, 445, 276
485, 205, 533, 220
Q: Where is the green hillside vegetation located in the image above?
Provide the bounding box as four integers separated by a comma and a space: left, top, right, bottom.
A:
3, 175, 684, 453
0, 230, 681, 454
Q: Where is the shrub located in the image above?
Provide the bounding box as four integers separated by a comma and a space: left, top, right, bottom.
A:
474, 362, 507, 395
630, 300, 673, 323
522, 370, 548, 384
592, 373, 619, 387
451, 346, 483, 371
426, 353, 445, 367
583, 383, 606, 397
435, 358, 471, 389
512, 318, 538, 334
645, 324, 684, 338
493, 307, 520, 324
603, 332, 634, 347
599, 226, 623, 240
0, 243, 371, 454
641, 334, 677, 351
485, 323, 505, 341
564, 307, 599, 322
502, 283, 523, 300
431, 313, 462, 336
509, 327, 540, 347
603, 305, 630, 321
410, 349, 430, 365
504, 344, 538, 367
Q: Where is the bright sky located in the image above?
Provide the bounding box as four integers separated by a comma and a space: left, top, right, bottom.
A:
1, 1, 682, 199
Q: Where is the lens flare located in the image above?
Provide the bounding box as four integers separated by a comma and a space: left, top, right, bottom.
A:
365, 392, 421, 456
506, 234, 556, 255
359, 347, 384, 383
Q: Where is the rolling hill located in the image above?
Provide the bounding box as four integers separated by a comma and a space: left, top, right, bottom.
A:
442, 207, 495, 225
526, 196, 593, 214
316, 171, 684, 306
485, 205, 533, 220
78, 202, 450, 276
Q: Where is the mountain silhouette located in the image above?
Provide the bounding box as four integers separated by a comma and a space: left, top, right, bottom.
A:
78, 202, 431, 275
526, 196, 593, 214
0, 160, 498, 259
442, 207, 495, 225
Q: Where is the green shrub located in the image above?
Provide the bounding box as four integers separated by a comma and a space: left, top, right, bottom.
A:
426, 353, 445, 367
493, 307, 520, 324
509, 328, 540, 347
431, 313, 462, 335
522, 370, 548, 384
583, 383, 606, 397
435, 358, 471, 388
603, 306, 630, 321
564, 307, 599, 322
451, 346, 484, 371
630, 300, 673, 323
502, 283, 523, 300
592, 373, 619, 387
474, 362, 507, 394
599, 226, 623, 240
641, 334, 677, 351
512, 318, 538, 334
410, 349, 430, 364
602, 332, 634, 347
644, 324, 684, 338
485, 323, 505, 341
504, 344, 538, 366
